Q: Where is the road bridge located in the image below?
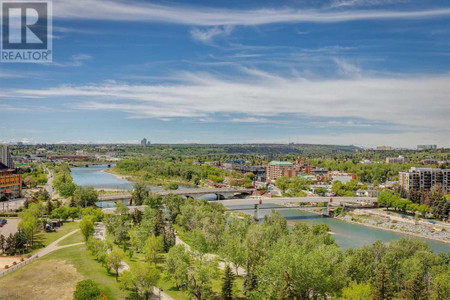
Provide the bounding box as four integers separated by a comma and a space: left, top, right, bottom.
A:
215, 197, 377, 219
101, 196, 377, 218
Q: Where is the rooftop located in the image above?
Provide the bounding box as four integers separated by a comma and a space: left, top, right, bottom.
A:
268, 161, 293, 166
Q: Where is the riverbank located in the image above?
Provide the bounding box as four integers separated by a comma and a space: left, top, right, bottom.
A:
294, 206, 449, 245
101, 168, 134, 182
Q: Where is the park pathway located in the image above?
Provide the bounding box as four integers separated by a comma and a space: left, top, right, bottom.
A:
94, 222, 173, 300
175, 234, 246, 276
0, 229, 83, 277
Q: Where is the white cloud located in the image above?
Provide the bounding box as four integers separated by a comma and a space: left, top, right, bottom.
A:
52, 54, 92, 67
190, 26, 233, 44
330, 0, 408, 8
53, 0, 450, 26
230, 117, 270, 123
6, 70, 450, 138
333, 58, 362, 77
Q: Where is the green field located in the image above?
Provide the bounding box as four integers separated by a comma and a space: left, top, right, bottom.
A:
57, 229, 84, 246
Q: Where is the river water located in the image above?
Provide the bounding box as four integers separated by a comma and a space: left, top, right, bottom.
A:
71, 165, 450, 253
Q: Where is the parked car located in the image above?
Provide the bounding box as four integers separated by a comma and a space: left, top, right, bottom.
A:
0, 219, 7, 227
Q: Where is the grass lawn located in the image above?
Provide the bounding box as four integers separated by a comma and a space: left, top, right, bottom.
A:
57, 229, 84, 246
38, 221, 79, 246
0, 244, 126, 300
123, 249, 245, 299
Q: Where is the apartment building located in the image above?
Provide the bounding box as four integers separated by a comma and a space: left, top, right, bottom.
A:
386, 155, 407, 164
0, 144, 14, 169
266, 161, 297, 181
0, 162, 22, 199
399, 167, 450, 194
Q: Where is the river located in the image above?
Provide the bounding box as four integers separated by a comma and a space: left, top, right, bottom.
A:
71, 165, 450, 253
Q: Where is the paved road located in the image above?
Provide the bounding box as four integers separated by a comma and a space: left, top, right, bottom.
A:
0, 218, 19, 237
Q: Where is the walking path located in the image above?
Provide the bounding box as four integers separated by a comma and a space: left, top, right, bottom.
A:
175, 234, 246, 276
0, 229, 83, 277
94, 222, 173, 300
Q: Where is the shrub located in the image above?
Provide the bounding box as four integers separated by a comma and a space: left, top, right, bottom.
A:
73, 279, 102, 300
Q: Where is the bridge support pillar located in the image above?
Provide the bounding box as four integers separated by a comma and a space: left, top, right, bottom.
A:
254, 204, 259, 221
323, 202, 330, 217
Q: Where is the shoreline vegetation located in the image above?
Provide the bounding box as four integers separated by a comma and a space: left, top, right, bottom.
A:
101, 166, 450, 245
102, 167, 198, 187
293, 207, 450, 245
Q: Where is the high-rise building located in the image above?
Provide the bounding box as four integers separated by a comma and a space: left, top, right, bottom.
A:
141, 138, 147, 147
399, 167, 450, 194
266, 161, 297, 181
0, 144, 14, 169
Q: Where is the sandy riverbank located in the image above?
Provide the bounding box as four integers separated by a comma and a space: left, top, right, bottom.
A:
101, 169, 135, 182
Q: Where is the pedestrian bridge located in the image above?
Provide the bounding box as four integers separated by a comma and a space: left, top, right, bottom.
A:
98, 187, 256, 203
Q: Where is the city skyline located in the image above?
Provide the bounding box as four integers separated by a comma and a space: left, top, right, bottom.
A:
1, 0, 449, 147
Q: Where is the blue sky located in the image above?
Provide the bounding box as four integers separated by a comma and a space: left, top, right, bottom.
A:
0, 0, 449, 147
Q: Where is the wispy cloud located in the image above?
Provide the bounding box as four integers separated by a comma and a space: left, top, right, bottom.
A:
52, 54, 92, 67
190, 26, 233, 45
4, 69, 449, 137
329, 0, 408, 8
333, 58, 362, 77
53, 0, 450, 26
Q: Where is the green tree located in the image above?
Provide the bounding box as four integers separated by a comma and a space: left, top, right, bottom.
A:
74, 186, 98, 207
372, 265, 393, 300
398, 272, 428, 300
73, 279, 102, 300
107, 248, 125, 280
132, 182, 148, 206
120, 264, 161, 300
165, 244, 190, 289
221, 264, 234, 300
339, 281, 372, 300
143, 235, 163, 265
79, 216, 95, 241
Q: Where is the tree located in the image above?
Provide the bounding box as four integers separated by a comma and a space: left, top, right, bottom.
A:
24, 176, 37, 188
164, 194, 184, 221
398, 272, 428, 300
73, 186, 98, 207
79, 216, 95, 241
143, 235, 163, 265
163, 223, 176, 252
107, 249, 124, 280
339, 281, 372, 300
165, 245, 190, 289
372, 266, 393, 300
18, 203, 43, 248
73, 279, 102, 300
221, 264, 234, 300
120, 264, 161, 300
431, 270, 450, 300
132, 182, 148, 206
144, 194, 163, 209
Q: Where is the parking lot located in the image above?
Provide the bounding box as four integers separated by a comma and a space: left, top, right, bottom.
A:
0, 218, 19, 237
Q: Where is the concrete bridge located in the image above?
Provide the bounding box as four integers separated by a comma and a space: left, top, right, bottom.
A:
98, 187, 255, 203
101, 196, 377, 218
216, 197, 377, 219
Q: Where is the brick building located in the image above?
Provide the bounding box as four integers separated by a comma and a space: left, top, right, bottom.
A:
0, 162, 22, 199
